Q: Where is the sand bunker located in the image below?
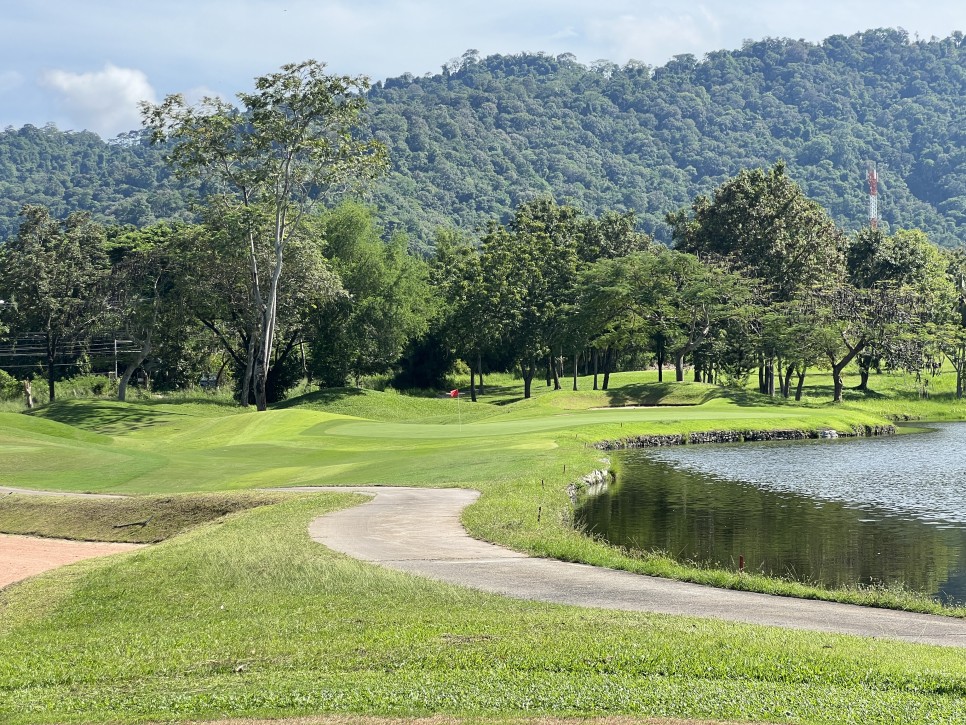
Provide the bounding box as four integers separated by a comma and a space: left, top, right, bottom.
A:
0, 534, 142, 589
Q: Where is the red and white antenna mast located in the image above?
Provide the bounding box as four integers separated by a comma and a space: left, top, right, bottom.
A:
867, 163, 879, 230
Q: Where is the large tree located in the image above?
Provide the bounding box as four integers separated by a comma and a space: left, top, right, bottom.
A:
0, 205, 108, 401
307, 203, 431, 388
141, 60, 388, 410
668, 162, 846, 394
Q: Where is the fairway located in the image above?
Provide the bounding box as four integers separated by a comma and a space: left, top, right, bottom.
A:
0, 385, 881, 495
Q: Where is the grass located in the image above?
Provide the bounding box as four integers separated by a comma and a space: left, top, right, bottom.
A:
2, 367, 966, 722
2, 496, 966, 724
0, 492, 281, 543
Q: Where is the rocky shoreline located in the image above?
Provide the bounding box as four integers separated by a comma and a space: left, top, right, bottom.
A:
594, 424, 895, 450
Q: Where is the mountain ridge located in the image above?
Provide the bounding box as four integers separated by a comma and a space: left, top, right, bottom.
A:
2, 27, 964, 247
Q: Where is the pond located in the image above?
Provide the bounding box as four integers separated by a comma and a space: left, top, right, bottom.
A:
575, 423, 966, 604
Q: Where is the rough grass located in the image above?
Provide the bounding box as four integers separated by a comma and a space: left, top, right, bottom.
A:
0, 492, 281, 543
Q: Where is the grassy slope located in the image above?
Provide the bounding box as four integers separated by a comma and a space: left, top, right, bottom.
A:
0, 492, 281, 543
2, 370, 966, 722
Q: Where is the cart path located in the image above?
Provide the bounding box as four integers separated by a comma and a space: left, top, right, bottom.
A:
297, 485, 966, 649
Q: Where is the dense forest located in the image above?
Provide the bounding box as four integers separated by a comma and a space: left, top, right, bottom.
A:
1, 28, 965, 247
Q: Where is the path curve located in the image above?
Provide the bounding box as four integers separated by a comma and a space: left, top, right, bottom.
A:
300, 486, 966, 649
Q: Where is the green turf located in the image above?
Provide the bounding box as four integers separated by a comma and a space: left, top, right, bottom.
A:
2, 496, 965, 724
2, 370, 966, 722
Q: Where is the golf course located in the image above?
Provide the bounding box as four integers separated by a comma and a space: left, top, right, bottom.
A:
2, 371, 966, 724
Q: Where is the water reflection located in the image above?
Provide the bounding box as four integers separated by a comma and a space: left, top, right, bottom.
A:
575, 423, 966, 604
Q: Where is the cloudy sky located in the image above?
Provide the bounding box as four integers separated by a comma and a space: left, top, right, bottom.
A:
3, 1, 963, 138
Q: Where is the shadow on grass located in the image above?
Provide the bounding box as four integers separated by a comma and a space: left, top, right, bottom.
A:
131, 395, 240, 409
273, 387, 367, 409
30, 400, 182, 435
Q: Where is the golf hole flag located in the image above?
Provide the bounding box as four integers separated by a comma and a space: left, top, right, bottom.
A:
449, 389, 459, 397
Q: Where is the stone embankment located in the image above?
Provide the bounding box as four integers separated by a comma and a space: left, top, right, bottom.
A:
594, 424, 895, 450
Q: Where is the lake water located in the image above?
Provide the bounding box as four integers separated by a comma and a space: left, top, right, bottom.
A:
575, 423, 966, 604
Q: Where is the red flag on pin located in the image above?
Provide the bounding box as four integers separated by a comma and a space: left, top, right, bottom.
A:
449, 389, 459, 398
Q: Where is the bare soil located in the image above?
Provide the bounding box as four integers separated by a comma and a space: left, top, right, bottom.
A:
0, 533, 142, 588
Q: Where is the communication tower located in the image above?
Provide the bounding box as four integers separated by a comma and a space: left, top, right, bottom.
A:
867, 164, 879, 230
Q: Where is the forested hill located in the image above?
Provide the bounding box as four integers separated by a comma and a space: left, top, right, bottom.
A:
2, 28, 966, 246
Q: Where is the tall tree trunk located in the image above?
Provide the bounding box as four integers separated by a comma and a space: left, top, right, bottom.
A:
781, 364, 795, 399
119, 334, 152, 402
545, 356, 552, 387
657, 338, 665, 383
693, 351, 702, 382
857, 362, 870, 391
830, 338, 866, 403
522, 359, 536, 399
675, 351, 685, 382
23, 380, 33, 409
241, 325, 256, 408
592, 348, 599, 390
477, 353, 484, 396
602, 346, 614, 390
469, 357, 477, 402
795, 366, 807, 401
551, 350, 562, 390
765, 359, 775, 397
758, 356, 766, 394
572, 350, 579, 391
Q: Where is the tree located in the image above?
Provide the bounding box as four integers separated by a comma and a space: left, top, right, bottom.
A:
843, 227, 953, 391
307, 203, 431, 388
142, 60, 388, 410
106, 223, 197, 401
668, 162, 846, 394
432, 228, 492, 401
0, 205, 108, 401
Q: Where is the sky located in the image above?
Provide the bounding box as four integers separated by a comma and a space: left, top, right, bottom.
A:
3, 1, 964, 138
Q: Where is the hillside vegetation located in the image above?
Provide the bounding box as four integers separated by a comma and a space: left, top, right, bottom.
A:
1, 28, 965, 246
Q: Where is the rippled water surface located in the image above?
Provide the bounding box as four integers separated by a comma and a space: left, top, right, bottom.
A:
576, 423, 966, 603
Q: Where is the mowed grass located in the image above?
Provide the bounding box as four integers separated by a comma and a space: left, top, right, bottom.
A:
2, 369, 966, 722
2, 496, 966, 724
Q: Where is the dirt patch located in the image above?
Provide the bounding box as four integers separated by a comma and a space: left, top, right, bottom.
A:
0, 533, 142, 589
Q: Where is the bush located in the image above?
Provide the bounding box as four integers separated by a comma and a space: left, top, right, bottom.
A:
0, 370, 24, 401
55, 374, 119, 399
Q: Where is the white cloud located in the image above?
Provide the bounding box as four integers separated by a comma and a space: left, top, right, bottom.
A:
41, 64, 156, 138
585, 9, 724, 66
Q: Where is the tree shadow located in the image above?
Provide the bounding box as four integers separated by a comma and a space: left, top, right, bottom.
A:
273, 387, 367, 409
604, 382, 776, 408
133, 396, 241, 409
30, 400, 181, 435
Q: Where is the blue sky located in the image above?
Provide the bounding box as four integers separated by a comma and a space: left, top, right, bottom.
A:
3, 1, 963, 138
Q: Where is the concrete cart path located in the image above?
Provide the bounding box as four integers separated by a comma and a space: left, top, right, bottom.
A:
298, 485, 966, 649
